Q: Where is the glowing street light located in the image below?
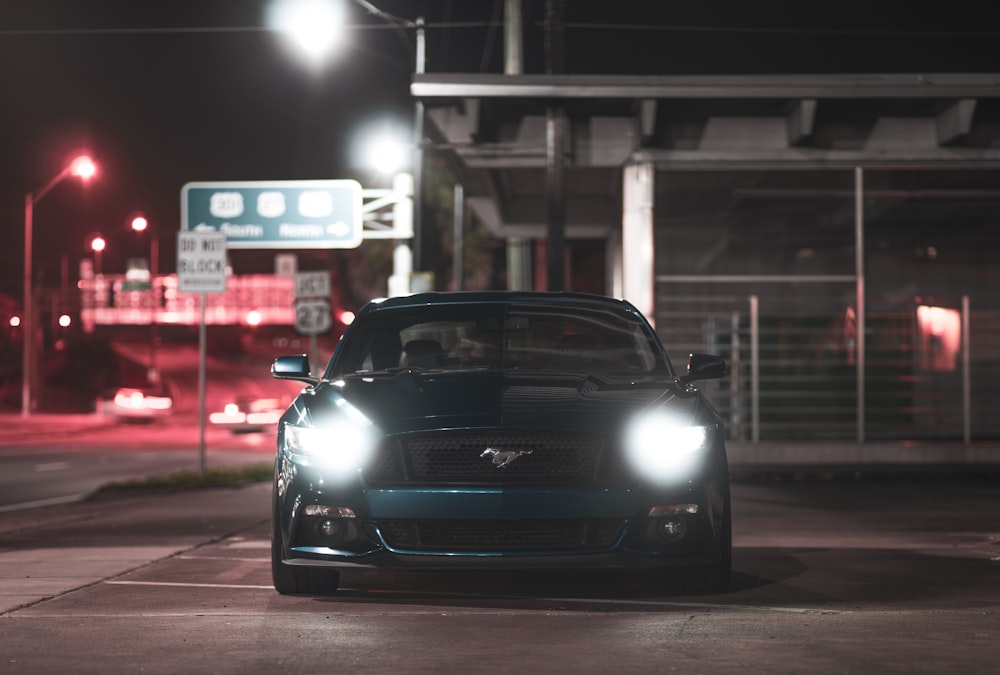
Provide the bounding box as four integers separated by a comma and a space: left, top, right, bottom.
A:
359, 126, 410, 176
23, 153, 97, 416
69, 156, 97, 180
267, 0, 348, 68
130, 214, 158, 286
130, 213, 160, 380
90, 235, 106, 276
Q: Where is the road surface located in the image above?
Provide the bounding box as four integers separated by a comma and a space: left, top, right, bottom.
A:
1, 476, 997, 674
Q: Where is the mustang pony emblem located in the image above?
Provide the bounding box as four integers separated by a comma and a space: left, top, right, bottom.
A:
480, 447, 533, 468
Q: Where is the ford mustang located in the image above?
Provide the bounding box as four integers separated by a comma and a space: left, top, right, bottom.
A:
270, 291, 731, 594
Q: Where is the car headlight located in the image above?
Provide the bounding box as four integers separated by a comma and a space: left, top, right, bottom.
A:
283, 402, 376, 478
623, 410, 711, 481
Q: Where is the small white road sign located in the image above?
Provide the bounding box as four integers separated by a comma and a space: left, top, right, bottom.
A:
177, 231, 227, 293
295, 271, 331, 299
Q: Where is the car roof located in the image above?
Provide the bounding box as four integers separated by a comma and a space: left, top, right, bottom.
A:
355, 291, 643, 319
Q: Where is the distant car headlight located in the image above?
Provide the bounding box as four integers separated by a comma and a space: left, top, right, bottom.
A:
624, 410, 711, 481
283, 402, 376, 478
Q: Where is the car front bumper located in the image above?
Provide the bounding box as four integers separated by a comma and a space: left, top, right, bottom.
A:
276, 470, 728, 571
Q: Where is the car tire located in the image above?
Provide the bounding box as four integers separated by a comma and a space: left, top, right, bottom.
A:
691, 495, 733, 594
271, 505, 341, 595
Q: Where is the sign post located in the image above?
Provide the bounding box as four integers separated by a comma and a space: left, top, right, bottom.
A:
294, 271, 332, 374
177, 231, 227, 477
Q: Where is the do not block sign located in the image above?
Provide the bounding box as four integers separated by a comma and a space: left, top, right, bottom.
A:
177, 231, 227, 293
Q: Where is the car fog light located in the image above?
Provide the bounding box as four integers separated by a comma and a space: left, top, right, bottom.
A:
318, 519, 346, 541
659, 519, 687, 542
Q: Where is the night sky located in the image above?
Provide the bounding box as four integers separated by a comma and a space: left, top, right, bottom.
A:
1, 0, 996, 301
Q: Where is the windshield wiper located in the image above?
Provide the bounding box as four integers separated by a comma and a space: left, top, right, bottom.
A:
346, 364, 501, 378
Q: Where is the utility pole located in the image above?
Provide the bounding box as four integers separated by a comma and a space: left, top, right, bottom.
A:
545, 0, 567, 292
505, 0, 531, 291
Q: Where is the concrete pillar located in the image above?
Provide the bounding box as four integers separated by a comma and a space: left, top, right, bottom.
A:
622, 162, 655, 323
504, 0, 531, 291
388, 173, 414, 297
607, 228, 622, 298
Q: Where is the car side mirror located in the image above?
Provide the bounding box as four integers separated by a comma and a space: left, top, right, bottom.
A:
271, 354, 317, 384
681, 353, 727, 384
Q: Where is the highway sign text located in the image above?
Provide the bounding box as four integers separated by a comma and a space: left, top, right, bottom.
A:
181, 180, 363, 250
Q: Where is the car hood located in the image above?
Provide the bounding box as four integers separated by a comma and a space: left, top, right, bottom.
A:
307, 371, 685, 435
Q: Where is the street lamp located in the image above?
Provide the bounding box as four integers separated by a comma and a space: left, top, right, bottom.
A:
267, 0, 348, 68
130, 214, 160, 382
129, 216, 158, 285
90, 235, 106, 276
271, 0, 426, 271
22, 154, 97, 416
359, 127, 413, 296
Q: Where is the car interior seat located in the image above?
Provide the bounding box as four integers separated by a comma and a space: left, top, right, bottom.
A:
367, 332, 402, 371
400, 339, 445, 368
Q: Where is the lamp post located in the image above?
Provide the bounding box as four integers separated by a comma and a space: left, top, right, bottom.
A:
130, 215, 160, 383
272, 0, 425, 272
90, 235, 106, 276
364, 133, 413, 296
22, 155, 97, 417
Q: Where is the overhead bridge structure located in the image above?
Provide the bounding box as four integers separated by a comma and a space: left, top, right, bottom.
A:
412, 71, 1000, 444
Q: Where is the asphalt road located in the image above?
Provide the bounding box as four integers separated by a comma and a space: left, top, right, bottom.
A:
0, 419, 278, 512
0, 335, 302, 512
1, 476, 997, 674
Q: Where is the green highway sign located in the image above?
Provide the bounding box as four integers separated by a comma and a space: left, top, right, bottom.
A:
181, 180, 363, 249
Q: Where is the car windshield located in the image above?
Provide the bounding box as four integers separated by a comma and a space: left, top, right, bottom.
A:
329, 301, 669, 378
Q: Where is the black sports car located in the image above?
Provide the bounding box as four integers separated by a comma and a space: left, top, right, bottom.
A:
270, 291, 731, 594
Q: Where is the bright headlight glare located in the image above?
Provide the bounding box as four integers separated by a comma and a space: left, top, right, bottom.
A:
284, 411, 375, 477
624, 411, 710, 480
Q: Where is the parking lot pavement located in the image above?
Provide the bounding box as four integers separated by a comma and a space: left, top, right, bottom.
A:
0, 481, 272, 614
2, 477, 998, 675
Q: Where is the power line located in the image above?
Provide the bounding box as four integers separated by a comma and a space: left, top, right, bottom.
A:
1, 20, 995, 40
563, 22, 1000, 39
0, 21, 497, 37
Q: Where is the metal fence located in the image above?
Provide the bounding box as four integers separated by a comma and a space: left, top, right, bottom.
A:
655, 286, 1000, 443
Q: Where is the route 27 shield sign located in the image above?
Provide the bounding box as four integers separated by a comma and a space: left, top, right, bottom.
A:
294, 298, 332, 335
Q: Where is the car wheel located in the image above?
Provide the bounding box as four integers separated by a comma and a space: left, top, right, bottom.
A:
271, 504, 341, 595
691, 495, 732, 594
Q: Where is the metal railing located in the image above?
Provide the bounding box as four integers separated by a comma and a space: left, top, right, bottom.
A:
656, 288, 999, 443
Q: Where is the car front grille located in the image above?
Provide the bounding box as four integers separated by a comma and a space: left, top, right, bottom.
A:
364, 432, 607, 485
379, 518, 625, 552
